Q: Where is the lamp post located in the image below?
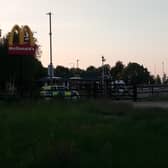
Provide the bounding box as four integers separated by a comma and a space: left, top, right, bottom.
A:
46, 12, 54, 78
162, 61, 165, 75
101, 56, 106, 95
101, 56, 105, 84
76, 59, 79, 69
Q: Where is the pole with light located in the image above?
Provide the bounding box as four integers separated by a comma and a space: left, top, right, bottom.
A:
76, 59, 79, 69
101, 56, 106, 94
46, 12, 54, 78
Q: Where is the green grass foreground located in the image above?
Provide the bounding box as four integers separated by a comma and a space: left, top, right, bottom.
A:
0, 99, 168, 168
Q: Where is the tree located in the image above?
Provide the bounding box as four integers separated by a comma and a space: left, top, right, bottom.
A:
55, 65, 71, 78
148, 75, 155, 84
70, 67, 85, 78
155, 75, 161, 84
110, 61, 124, 80
86, 66, 97, 73
83, 66, 99, 79
162, 73, 168, 84
0, 34, 46, 95
122, 62, 151, 84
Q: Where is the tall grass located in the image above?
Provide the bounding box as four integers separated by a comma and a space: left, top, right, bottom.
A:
0, 99, 168, 167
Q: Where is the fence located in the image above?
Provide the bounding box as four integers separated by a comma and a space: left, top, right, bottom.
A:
1, 81, 168, 101
76, 83, 168, 101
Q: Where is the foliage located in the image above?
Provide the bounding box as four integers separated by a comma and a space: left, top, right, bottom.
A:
70, 67, 85, 78
155, 74, 162, 84
110, 61, 124, 80
162, 73, 168, 84
83, 65, 100, 79
1, 100, 168, 167
55, 65, 72, 78
54, 62, 156, 85
0, 36, 46, 95
122, 62, 151, 84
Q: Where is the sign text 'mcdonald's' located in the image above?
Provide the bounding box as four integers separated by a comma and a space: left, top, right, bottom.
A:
8, 25, 36, 56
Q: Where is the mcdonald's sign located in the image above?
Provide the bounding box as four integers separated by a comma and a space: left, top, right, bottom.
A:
8, 25, 36, 56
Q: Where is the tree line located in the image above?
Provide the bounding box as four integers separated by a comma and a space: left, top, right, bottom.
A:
54, 61, 163, 85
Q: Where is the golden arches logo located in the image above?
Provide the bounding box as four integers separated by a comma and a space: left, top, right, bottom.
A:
8, 25, 35, 46
22, 25, 34, 46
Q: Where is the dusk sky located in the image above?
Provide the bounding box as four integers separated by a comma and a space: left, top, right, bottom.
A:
1, 0, 168, 75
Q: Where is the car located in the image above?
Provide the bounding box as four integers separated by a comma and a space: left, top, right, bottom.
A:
40, 84, 80, 99
111, 80, 127, 95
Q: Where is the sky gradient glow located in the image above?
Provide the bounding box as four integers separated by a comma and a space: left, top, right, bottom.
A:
1, 0, 168, 76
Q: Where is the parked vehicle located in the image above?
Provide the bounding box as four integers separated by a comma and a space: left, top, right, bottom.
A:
40, 84, 80, 99
111, 80, 127, 95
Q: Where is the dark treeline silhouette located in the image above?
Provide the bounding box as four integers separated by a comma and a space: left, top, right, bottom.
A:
0, 36, 46, 96
54, 61, 162, 85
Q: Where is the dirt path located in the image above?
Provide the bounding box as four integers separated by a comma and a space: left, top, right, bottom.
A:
133, 101, 168, 109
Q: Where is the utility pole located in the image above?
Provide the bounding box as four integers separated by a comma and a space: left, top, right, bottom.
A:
154, 64, 156, 76
76, 59, 79, 69
162, 61, 165, 76
46, 12, 54, 78
101, 56, 106, 95
101, 56, 105, 83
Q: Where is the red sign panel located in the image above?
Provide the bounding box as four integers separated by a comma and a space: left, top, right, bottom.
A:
8, 44, 36, 56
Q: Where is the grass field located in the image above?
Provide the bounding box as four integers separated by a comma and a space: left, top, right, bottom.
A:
1, 99, 168, 167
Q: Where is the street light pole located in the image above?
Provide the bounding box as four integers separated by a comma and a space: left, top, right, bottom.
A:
162, 61, 165, 76
101, 56, 105, 84
46, 12, 53, 78
76, 59, 79, 69
101, 56, 105, 95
